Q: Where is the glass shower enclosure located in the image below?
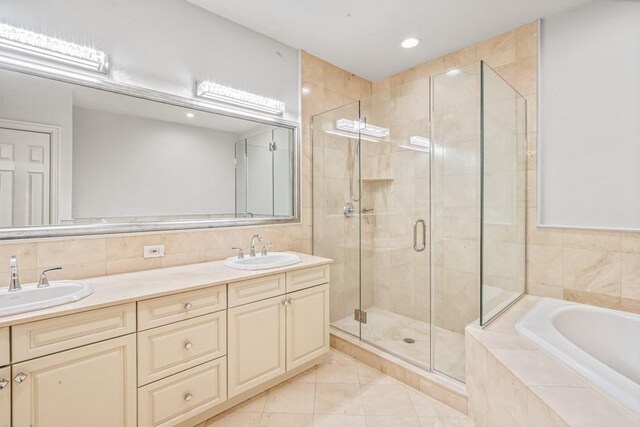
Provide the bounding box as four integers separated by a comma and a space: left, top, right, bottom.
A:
312, 61, 526, 382
235, 127, 294, 218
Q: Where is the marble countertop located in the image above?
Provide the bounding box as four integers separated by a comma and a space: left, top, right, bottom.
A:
0, 252, 331, 328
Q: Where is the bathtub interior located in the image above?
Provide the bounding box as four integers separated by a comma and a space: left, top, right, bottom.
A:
552, 308, 640, 385
516, 298, 640, 417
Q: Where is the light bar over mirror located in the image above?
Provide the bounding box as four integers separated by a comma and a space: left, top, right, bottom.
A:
196, 81, 286, 115
0, 23, 108, 73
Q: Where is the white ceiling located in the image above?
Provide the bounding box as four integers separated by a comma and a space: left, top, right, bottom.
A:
187, 0, 592, 81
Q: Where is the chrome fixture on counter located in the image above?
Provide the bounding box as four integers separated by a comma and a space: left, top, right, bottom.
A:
8, 255, 21, 292
37, 267, 63, 288
250, 234, 264, 257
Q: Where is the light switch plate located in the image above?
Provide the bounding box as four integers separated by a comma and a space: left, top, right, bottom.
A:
143, 245, 165, 258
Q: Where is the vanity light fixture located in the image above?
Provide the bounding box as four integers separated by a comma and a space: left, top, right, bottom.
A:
401, 37, 421, 49
446, 68, 461, 76
0, 23, 108, 73
186, 112, 195, 118
335, 119, 390, 138
196, 81, 285, 115
409, 136, 430, 149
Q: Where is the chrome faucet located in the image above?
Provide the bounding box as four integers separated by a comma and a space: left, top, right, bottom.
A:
249, 234, 263, 257
37, 267, 63, 288
8, 256, 21, 292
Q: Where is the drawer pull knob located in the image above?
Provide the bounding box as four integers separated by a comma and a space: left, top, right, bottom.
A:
184, 303, 193, 311
184, 341, 193, 350
288, 298, 294, 304
282, 299, 289, 306
184, 392, 193, 401
0, 378, 8, 389
13, 372, 28, 383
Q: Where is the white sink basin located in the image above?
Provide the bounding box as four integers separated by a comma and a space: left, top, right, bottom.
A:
0, 281, 93, 317
224, 252, 302, 270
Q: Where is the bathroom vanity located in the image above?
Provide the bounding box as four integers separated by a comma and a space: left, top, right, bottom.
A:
0, 253, 331, 427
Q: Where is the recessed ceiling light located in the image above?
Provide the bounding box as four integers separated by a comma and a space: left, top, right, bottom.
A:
186, 112, 194, 118
401, 37, 421, 49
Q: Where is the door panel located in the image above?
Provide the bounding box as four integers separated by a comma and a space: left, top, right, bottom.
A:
227, 295, 286, 397
286, 284, 330, 370
0, 127, 51, 226
11, 335, 136, 427
0, 366, 9, 427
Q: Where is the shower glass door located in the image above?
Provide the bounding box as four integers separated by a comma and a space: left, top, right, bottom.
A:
312, 102, 362, 338
358, 92, 431, 370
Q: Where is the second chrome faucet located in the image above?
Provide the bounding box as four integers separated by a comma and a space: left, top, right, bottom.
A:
231, 235, 272, 260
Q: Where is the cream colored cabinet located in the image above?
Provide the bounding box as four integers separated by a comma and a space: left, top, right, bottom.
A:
11, 303, 136, 362
138, 357, 227, 427
227, 295, 286, 397
228, 273, 286, 308
0, 328, 8, 367
11, 334, 137, 427
138, 285, 226, 331
286, 283, 330, 370
286, 265, 330, 293
138, 311, 226, 385
0, 366, 9, 427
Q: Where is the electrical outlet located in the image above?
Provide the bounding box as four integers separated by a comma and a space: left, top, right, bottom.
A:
143, 245, 165, 258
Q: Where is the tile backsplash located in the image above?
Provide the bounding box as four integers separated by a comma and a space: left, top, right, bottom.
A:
0, 225, 308, 286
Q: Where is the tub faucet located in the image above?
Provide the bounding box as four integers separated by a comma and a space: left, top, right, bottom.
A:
8, 255, 21, 292
250, 234, 263, 257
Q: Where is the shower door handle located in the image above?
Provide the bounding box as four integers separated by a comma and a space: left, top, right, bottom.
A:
413, 219, 426, 252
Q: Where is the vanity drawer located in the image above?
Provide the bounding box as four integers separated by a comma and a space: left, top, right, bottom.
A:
286, 265, 330, 293
228, 273, 286, 308
138, 357, 227, 427
138, 284, 226, 331
0, 328, 8, 366
138, 311, 226, 385
12, 303, 136, 362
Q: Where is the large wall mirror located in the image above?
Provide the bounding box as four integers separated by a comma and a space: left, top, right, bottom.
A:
0, 67, 298, 239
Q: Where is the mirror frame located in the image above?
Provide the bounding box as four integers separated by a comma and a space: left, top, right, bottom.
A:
0, 61, 300, 240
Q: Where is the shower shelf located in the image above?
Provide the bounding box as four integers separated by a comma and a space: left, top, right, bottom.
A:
361, 177, 394, 182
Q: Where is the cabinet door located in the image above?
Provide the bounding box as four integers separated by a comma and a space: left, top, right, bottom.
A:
228, 295, 286, 397
286, 283, 330, 370
0, 366, 9, 427
12, 334, 136, 427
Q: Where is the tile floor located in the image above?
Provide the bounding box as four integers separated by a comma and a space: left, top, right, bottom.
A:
200, 349, 472, 427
